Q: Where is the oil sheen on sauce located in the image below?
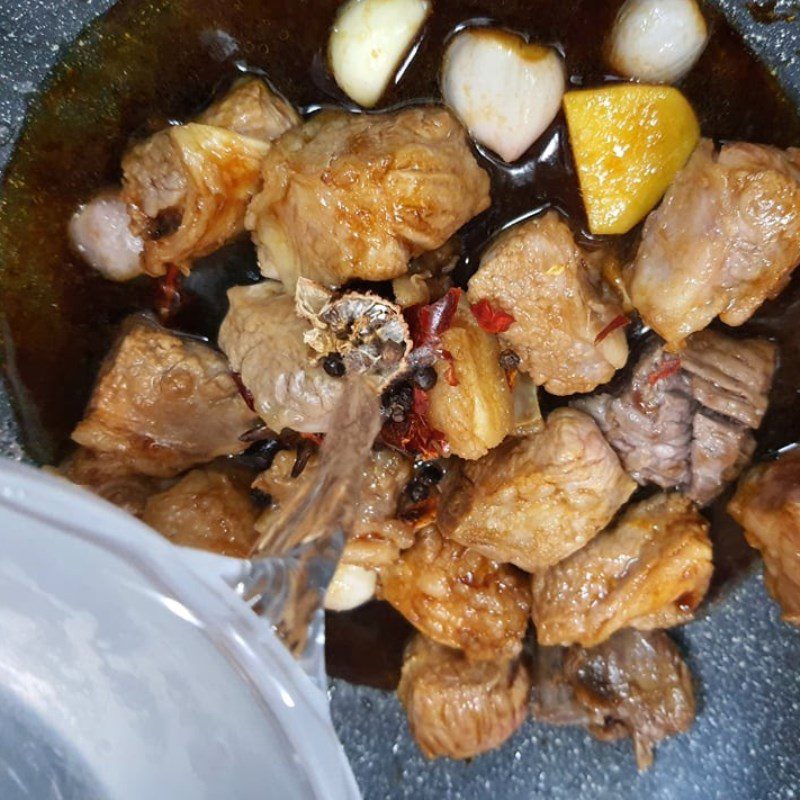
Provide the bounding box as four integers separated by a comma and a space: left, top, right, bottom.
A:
1, 0, 799, 688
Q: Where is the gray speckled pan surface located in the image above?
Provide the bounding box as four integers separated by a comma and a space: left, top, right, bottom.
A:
1, 1, 799, 798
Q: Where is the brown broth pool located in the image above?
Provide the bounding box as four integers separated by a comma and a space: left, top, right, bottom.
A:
1, 0, 799, 687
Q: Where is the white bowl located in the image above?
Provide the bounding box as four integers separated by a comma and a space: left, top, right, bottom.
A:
0, 459, 360, 800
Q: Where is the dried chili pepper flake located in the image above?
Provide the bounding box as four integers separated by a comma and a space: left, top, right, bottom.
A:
398, 492, 439, 526
594, 314, 630, 345
648, 358, 682, 386
470, 298, 515, 334
404, 287, 462, 350
231, 372, 256, 411
441, 349, 459, 387
380, 386, 449, 459
155, 264, 182, 320
504, 367, 519, 392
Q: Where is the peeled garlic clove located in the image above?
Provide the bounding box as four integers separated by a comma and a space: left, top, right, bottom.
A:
329, 0, 431, 108
69, 191, 144, 282
324, 563, 378, 611
441, 29, 565, 163
608, 0, 708, 84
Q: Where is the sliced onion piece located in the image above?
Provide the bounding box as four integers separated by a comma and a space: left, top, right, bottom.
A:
441, 28, 565, 163
608, 0, 708, 84
329, 0, 431, 108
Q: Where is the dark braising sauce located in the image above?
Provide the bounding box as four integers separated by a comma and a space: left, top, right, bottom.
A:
1, 0, 799, 687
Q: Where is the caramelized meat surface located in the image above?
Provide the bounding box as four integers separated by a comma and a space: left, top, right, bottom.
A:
531, 493, 713, 647
533, 629, 695, 770
218, 282, 345, 434
122, 123, 269, 275
627, 139, 800, 345
438, 408, 636, 571
398, 634, 531, 760
379, 527, 531, 661
728, 449, 800, 625
196, 76, 299, 142
72, 318, 257, 477
467, 212, 629, 395
143, 465, 261, 557
53, 448, 168, 518
576, 330, 776, 506
246, 107, 490, 289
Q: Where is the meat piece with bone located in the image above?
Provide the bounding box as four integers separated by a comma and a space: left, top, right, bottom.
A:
438, 408, 636, 571
627, 139, 800, 346
196, 76, 300, 142
218, 282, 346, 434
72, 78, 296, 281
122, 123, 270, 276
467, 211, 629, 396
398, 634, 531, 760
72, 316, 257, 477
531, 493, 713, 648
533, 628, 695, 771
379, 526, 531, 661
575, 329, 777, 506
728, 449, 800, 625
143, 464, 262, 558
246, 107, 490, 290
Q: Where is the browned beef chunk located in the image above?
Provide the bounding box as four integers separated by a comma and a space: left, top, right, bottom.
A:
531, 493, 712, 648
532, 629, 696, 770
729, 449, 800, 624
576, 342, 693, 489
679, 331, 776, 428
575, 330, 776, 505
689, 411, 756, 507
398, 634, 531, 760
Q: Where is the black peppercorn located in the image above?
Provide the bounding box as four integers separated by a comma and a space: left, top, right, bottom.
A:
249, 488, 273, 508
241, 437, 282, 471
382, 381, 414, 423
413, 365, 438, 391
417, 462, 444, 486
499, 349, 521, 371
321, 352, 346, 377
406, 479, 430, 504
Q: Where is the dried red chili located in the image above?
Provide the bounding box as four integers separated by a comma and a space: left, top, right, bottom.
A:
648, 358, 682, 386
504, 367, 519, 391
469, 298, 515, 334
399, 494, 440, 528
404, 287, 462, 350
594, 314, 630, 344
441, 350, 459, 387
231, 371, 256, 412
155, 264, 182, 320
381, 386, 449, 459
